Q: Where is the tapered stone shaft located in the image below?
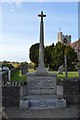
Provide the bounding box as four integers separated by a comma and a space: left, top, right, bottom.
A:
36, 11, 47, 74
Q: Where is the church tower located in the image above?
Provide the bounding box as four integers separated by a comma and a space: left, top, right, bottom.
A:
57, 29, 71, 45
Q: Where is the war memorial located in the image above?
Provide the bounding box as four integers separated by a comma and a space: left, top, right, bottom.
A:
1, 11, 79, 119
20, 11, 66, 109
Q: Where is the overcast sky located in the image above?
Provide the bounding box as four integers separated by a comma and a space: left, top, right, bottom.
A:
0, 1, 78, 62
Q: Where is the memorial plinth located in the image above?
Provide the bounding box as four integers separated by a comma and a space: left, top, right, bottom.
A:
20, 11, 66, 109
27, 72, 57, 95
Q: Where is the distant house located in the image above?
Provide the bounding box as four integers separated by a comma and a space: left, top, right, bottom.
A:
69, 39, 80, 61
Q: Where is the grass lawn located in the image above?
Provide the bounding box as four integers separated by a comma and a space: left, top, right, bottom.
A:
57, 71, 78, 79
11, 68, 78, 81
28, 68, 36, 73
11, 70, 26, 81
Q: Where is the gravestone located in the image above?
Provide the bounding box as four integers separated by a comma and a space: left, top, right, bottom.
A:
20, 11, 66, 109
21, 66, 28, 75
58, 65, 63, 74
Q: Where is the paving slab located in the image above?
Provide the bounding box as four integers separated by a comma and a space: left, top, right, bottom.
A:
2, 105, 79, 118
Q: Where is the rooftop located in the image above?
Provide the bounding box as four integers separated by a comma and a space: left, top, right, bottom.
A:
70, 39, 80, 50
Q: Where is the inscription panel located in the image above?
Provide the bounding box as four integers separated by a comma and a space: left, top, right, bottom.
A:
29, 99, 66, 109
27, 76, 56, 95
20, 99, 66, 109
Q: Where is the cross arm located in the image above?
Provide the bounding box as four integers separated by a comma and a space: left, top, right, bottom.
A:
38, 14, 46, 17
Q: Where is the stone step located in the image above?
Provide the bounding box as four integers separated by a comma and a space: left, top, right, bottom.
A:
20, 98, 66, 110
27, 89, 56, 95
27, 80, 56, 88
23, 95, 61, 100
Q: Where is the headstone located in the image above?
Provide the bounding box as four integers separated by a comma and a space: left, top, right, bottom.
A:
21, 66, 28, 75
20, 11, 66, 109
58, 65, 63, 74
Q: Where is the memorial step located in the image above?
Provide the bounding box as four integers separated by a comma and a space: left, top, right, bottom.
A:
20, 98, 66, 109
23, 95, 60, 100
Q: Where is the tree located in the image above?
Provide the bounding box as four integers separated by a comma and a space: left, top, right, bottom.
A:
65, 45, 77, 71
21, 62, 28, 67
51, 42, 65, 70
29, 42, 77, 71
2, 63, 14, 69
44, 44, 54, 69
29, 43, 54, 69
29, 43, 39, 67
44, 46, 52, 67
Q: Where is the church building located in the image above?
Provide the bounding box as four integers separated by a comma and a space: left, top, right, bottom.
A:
70, 39, 80, 61
57, 31, 71, 45
57, 29, 80, 61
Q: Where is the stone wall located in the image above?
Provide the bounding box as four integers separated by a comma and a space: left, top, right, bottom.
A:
2, 78, 80, 107
2, 86, 20, 107
2, 71, 8, 82
2, 81, 27, 107
61, 78, 80, 105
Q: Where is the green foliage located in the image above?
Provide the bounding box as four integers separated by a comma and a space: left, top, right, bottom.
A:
2, 63, 14, 69
57, 71, 78, 79
11, 69, 78, 81
2, 61, 21, 69
21, 61, 28, 67
28, 62, 35, 69
44, 45, 53, 67
29, 42, 77, 71
65, 45, 77, 71
29, 43, 39, 67
52, 42, 65, 70
11, 70, 26, 81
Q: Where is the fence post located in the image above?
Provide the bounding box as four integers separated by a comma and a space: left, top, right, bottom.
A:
8, 70, 11, 81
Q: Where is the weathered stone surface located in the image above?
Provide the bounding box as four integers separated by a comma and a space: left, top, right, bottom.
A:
27, 74, 56, 95
2, 86, 20, 107
2, 105, 79, 118
37, 11, 46, 74
58, 65, 63, 74
62, 79, 79, 105
57, 85, 63, 96
20, 99, 66, 109
20, 100, 29, 110
19, 11, 66, 110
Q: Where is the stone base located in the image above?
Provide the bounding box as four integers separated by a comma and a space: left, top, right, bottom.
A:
19, 98, 66, 109
22, 72, 66, 110
26, 72, 57, 95
20, 100, 29, 110
36, 66, 48, 75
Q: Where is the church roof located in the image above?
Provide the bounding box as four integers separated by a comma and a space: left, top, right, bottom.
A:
69, 39, 80, 50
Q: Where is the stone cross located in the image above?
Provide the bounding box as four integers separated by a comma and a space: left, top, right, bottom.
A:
38, 11, 46, 23
36, 11, 47, 74
59, 28, 61, 32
